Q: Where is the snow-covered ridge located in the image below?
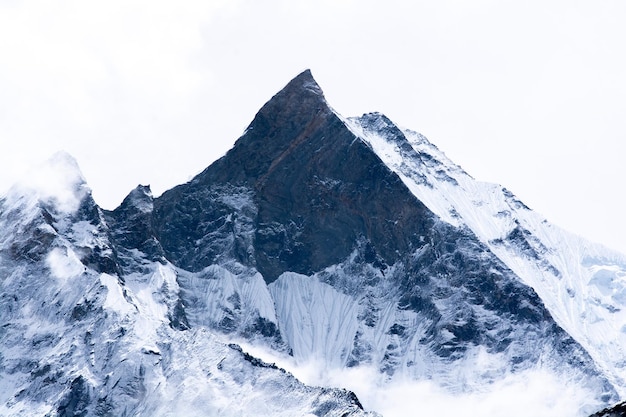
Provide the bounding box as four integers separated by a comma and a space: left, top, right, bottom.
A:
345, 113, 626, 395
0, 151, 377, 416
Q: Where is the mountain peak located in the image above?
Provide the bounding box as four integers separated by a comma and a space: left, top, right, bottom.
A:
282, 69, 323, 96
188, 70, 333, 188
121, 184, 154, 213
252, 68, 328, 125
155, 71, 436, 282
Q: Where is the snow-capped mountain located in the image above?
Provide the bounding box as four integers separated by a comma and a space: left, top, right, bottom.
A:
2, 70, 625, 416
0, 153, 374, 417
348, 111, 626, 397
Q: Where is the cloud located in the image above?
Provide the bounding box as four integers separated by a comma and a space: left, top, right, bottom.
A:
10, 152, 89, 214
345, 368, 596, 417
238, 341, 602, 417
46, 247, 85, 281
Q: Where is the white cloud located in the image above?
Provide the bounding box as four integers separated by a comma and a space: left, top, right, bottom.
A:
237, 341, 601, 417
46, 247, 85, 280
340, 367, 595, 417
12, 152, 89, 214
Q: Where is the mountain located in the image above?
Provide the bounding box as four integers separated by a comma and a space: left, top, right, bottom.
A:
2, 70, 626, 416
0, 152, 375, 417
349, 112, 626, 394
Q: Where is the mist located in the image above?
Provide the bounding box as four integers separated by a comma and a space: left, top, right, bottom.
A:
239, 341, 602, 417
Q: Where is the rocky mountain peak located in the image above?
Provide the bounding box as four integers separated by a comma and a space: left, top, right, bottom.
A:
189, 69, 332, 188
106, 184, 164, 268
118, 184, 154, 214
153, 70, 436, 282
277, 68, 324, 97
250, 69, 327, 128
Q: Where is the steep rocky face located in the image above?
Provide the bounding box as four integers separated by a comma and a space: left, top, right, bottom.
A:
104, 185, 166, 272
154, 70, 433, 283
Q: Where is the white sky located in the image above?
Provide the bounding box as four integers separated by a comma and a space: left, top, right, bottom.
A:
1, 0, 625, 254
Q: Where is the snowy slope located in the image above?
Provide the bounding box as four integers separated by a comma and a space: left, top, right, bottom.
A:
0, 154, 377, 417
346, 112, 626, 395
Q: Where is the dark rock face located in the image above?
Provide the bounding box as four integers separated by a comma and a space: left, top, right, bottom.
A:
154, 70, 433, 283
107, 186, 162, 257
152, 184, 257, 274
73, 196, 121, 276
589, 401, 626, 417
395, 224, 553, 357
104, 185, 166, 273
57, 376, 90, 417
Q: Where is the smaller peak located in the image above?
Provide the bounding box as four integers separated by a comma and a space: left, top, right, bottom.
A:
297, 68, 313, 78
8, 151, 90, 214
357, 112, 394, 126
129, 184, 153, 198
352, 112, 406, 140
117, 184, 154, 214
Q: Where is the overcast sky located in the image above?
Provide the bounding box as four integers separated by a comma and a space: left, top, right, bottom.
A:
1, 0, 625, 254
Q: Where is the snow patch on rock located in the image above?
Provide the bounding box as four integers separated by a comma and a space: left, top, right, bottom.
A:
100, 273, 134, 316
